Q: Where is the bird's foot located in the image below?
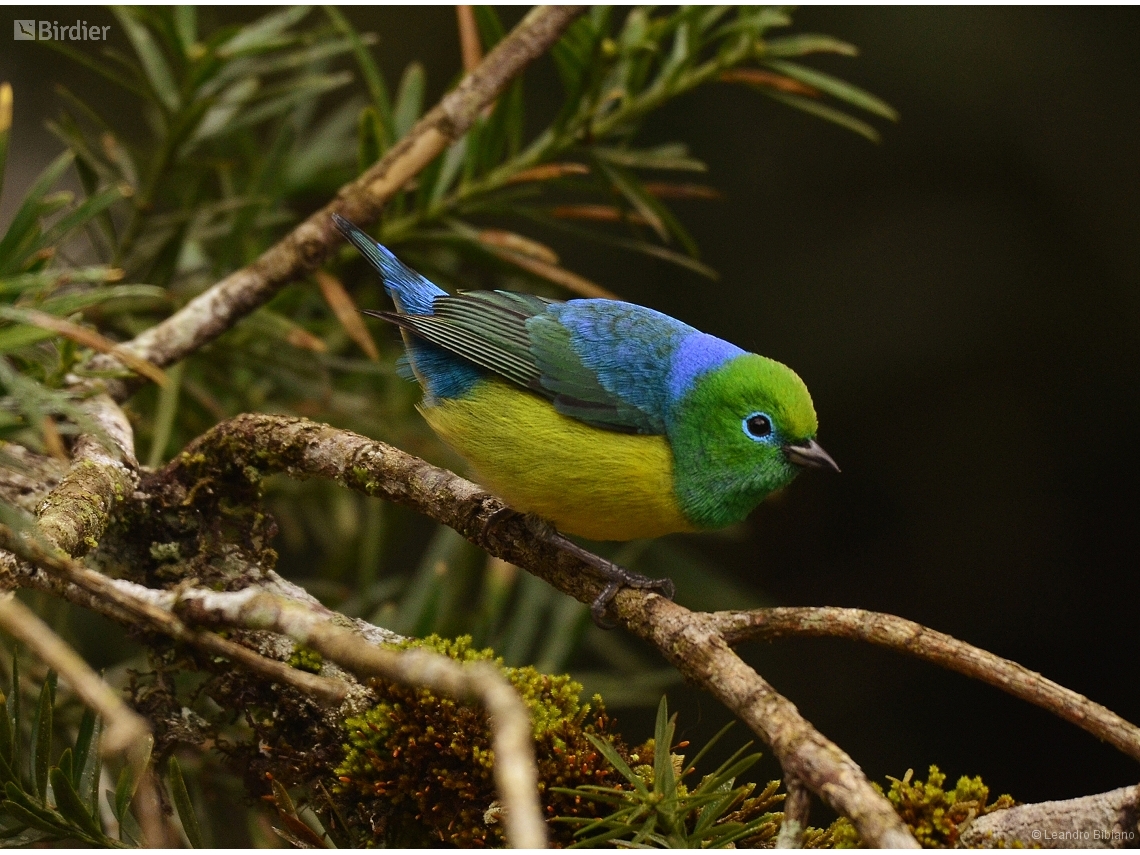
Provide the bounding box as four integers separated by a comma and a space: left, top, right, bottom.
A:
542, 530, 675, 629
479, 503, 522, 542
589, 565, 675, 629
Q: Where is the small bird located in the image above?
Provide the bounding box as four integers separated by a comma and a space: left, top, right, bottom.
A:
333, 215, 838, 623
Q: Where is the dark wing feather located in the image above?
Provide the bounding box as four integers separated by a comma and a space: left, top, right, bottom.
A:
372, 290, 665, 434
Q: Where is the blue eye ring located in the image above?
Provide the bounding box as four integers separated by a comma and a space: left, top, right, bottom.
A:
743, 411, 775, 442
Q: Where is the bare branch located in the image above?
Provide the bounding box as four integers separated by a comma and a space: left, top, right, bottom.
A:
712, 607, 1140, 763
173, 587, 547, 850
960, 784, 1140, 848
88, 6, 585, 398
0, 594, 149, 756
0, 525, 348, 705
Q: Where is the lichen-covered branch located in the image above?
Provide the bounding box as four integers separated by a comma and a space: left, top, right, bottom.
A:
88, 6, 585, 399
712, 607, 1140, 763
33, 393, 137, 559
172, 588, 547, 850
0, 594, 149, 756
777, 775, 811, 848
164, 412, 919, 848
0, 524, 348, 705
960, 784, 1140, 849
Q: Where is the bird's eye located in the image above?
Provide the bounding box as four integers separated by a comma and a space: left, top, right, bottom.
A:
743, 412, 773, 441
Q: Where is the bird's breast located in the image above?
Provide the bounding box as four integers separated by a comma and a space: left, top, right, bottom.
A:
418, 379, 697, 541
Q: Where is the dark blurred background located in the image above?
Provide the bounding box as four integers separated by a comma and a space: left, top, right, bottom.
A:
4, 6, 1139, 815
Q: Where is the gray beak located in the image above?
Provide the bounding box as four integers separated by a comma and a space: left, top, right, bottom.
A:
783, 439, 840, 473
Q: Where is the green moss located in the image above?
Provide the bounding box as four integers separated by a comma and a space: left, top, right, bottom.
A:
287, 645, 324, 674
821, 765, 1016, 848
333, 635, 628, 847
149, 541, 181, 563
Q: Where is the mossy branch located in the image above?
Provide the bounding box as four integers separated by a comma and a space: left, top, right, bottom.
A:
160, 412, 920, 848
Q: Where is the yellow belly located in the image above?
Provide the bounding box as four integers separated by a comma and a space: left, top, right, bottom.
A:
419, 380, 696, 541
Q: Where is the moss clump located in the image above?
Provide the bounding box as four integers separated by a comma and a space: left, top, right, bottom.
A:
824, 765, 1016, 848
287, 645, 323, 674
334, 635, 629, 847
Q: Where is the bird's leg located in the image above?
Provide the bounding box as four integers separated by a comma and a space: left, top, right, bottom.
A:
538, 527, 676, 629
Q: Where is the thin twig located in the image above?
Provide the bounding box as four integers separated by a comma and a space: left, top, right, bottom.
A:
0, 526, 348, 705
776, 775, 811, 849
173, 587, 547, 850
86, 6, 585, 399
0, 595, 149, 756
712, 607, 1140, 763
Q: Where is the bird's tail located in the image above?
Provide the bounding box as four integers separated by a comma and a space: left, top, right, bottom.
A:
331, 214, 443, 315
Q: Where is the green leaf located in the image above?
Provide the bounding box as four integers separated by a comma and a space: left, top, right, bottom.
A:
357, 106, 385, 172
216, 5, 311, 58
324, 5, 393, 144
0, 151, 74, 272
38, 284, 167, 318
762, 59, 898, 120
651, 696, 676, 800
595, 143, 707, 172
173, 6, 197, 53
393, 63, 425, 140
0, 799, 67, 836
113, 766, 136, 822
762, 33, 859, 58
48, 766, 102, 840
7, 651, 18, 782
30, 672, 55, 802
71, 710, 95, 790
762, 89, 882, 143
167, 757, 203, 848
585, 732, 649, 798
78, 715, 103, 815
3, 781, 67, 831
56, 748, 72, 785
43, 42, 149, 100
431, 137, 468, 206
112, 7, 180, 112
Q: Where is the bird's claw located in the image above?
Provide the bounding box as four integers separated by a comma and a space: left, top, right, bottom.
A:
479, 504, 521, 542
588, 563, 676, 629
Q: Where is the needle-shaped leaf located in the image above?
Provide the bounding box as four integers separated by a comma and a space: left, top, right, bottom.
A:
763, 89, 883, 142
49, 766, 102, 841
113, 7, 180, 112
762, 33, 859, 58
763, 58, 898, 120
216, 5, 311, 59
0, 151, 74, 272
393, 63, 426, 140
30, 671, 55, 802
71, 709, 96, 790
585, 732, 649, 797
167, 757, 203, 848
325, 5, 392, 142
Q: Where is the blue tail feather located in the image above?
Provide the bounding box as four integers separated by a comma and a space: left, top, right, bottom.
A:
332, 214, 444, 315
333, 214, 482, 401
